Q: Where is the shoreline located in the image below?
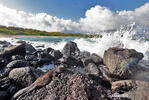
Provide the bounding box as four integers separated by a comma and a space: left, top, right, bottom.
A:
0, 34, 87, 38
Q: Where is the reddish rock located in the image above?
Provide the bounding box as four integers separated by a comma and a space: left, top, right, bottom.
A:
13, 67, 120, 100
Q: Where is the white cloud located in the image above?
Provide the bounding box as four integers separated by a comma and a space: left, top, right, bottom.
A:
80, 3, 149, 33
0, 3, 149, 33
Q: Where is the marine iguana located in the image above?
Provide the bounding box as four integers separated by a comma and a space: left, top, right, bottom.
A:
11, 67, 64, 100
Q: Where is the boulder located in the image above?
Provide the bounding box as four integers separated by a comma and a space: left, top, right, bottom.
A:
9, 67, 42, 87
81, 53, 103, 67
25, 55, 38, 61
16, 40, 26, 44
0, 44, 26, 58
90, 53, 103, 65
0, 77, 11, 90
0, 57, 8, 69
44, 47, 54, 54
103, 48, 144, 79
62, 41, 80, 57
60, 56, 83, 67
98, 65, 114, 82
25, 44, 36, 54
30, 58, 51, 67
6, 60, 30, 68
13, 67, 117, 100
112, 80, 149, 93
38, 52, 53, 60
49, 50, 63, 59
7, 84, 19, 96
11, 55, 24, 61
84, 63, 100, 76
80, 51, 90, 58
0, 68, 11, 78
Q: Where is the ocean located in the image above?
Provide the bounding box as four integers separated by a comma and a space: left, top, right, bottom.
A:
1, 25, 149, 69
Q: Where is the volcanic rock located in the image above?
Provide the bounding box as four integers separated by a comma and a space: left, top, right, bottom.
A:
62, 41, 80, 57
103, 48, 144, 79
6, 60, 30, 68
84, 63, 100, 76
112, 80, 149, 93
11, 55, 24, 61
12, 67, 118, 100
9, 67, 42, 87
25, 44, 36, 54
0, 44, 26, 58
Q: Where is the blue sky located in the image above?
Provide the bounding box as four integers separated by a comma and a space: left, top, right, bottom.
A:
0, 0, 149, 21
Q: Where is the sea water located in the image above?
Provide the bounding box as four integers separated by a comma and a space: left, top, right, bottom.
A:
1, 24, 149, 69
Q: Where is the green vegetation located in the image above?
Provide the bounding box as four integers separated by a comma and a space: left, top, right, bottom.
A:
0, 25, 95, 37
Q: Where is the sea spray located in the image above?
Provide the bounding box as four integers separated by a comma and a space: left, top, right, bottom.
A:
1, 24, 149, 68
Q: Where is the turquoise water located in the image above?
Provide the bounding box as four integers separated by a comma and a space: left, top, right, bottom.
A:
14, 36, 81, 43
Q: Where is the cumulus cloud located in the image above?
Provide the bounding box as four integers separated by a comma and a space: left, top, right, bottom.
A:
0, 4, 80, 32
0, 3, 149, 33
80, 3, 149, 33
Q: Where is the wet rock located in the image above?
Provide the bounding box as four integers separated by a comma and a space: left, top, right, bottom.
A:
0, 41, 10, 45
0, 44, 26, 58
0, 91, 9, 100
13, 67, 117, 100
6, 60, 30, 68
44, 47, 54, 53
62, 41, 80, 57
103, 48, 144, 79
0, 68, 11, 78
98, 65, 114, 82
16, 40, 26, 44
49, 50, 63, 59
36, 45, 45, 48
25, 44, 36, 54
0, 41, 11, 49
81, 53, 103, 67
38, 52, 53, 60
25, 55, 38, 61
80, 51, 91, 58
11, 55, 24, 61
90, 53, 103, 65
61, 56, 83, 67
0, 77, 11, 90
0, 58, 8, 69
112, 80, 149, 93
9, 67, 41, 87
31, 58, 51, 67
7, 84, 19, 96
84, 63, 100, 76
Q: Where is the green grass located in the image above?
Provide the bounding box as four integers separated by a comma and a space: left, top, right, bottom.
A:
0, 25, 96, 38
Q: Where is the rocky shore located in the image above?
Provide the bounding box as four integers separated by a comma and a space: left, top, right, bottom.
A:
0, 40, 149, 100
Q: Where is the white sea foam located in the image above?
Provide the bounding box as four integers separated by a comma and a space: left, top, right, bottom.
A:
1, 24, 149, 68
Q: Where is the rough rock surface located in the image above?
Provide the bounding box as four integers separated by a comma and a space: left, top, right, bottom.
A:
9, 67, 42, 87
112, 80, 149, 93
84, 63, 100, 76
14, 67, 117, 100
103, 48, 144, 79
81, 53, 103, 67
62, 41, 80, 57
25, 44, 36, 54
0, 44, 26, 58
6, 60, 30, 68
